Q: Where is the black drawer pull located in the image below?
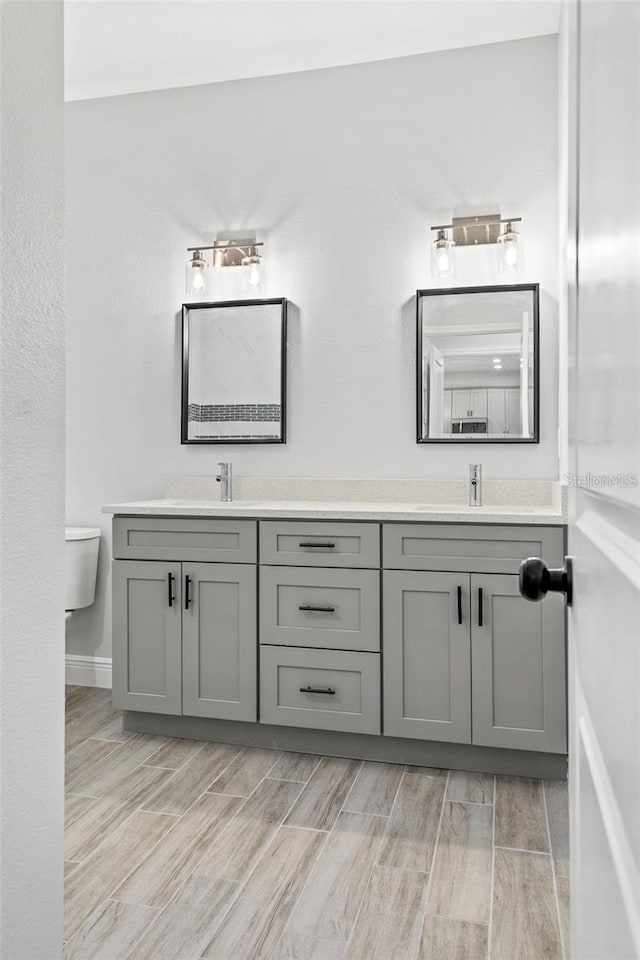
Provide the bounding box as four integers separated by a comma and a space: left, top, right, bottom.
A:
300, 686, 336, 695
167, 572, 175, 607
457, 585, 463, 625
185, 575, 192, 610
298, 542, 336, 549
298, 604, 336, 613
478, 587, 483, 627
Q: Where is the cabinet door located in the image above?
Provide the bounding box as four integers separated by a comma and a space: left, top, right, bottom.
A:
469, 389, 488, 418
471, 574, 566, 753
383, 571, 471, 743
451, 390, 470, 419
182, 562, 257, 721
112, 560, 182, 715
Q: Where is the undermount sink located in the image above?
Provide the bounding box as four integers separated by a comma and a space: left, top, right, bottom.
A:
411, 502, 465, 511
163, 498, 264, 507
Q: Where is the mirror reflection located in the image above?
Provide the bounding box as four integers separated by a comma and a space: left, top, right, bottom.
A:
417, 285, 539, 443
182, 298, 287, 444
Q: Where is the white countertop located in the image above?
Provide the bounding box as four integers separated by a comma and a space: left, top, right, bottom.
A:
102, 498, 565, 525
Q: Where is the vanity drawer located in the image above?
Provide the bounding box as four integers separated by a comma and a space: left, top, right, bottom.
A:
113, 516, 257, 563
383, 523, 564, 574
260, 645, 381, 734
259, 521, 380, 568
260, 566, 380, 652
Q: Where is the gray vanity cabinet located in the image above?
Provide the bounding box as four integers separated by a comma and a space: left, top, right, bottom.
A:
382, 523, 567, 754
112, 560, 183, 715
112, 516, 258, 721
471, 574, 566, 753
383, 571, 471, 743
112, 514, 567, 770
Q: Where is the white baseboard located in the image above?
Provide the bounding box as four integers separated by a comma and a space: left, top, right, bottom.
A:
65, 654, 112, 689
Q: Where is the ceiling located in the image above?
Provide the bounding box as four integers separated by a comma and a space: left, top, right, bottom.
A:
64, 0, 561, 102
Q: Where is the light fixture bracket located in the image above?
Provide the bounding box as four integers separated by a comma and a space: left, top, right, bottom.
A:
187, 239, 264, 267
452, 213, 501, 246
214, 238, 262, 268
429, 215, 522, 247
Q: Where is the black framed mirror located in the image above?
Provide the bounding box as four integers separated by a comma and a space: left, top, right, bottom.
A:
417, 284, 539, 443
182, 298, 287, 444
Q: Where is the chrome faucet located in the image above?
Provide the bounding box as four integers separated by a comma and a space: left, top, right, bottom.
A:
216, 462, 233, 502
469, 463, 482, 507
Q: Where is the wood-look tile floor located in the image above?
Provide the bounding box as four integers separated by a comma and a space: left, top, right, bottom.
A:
64, 686, 570, 960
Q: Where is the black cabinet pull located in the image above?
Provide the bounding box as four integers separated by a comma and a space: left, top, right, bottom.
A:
299, 686, 336, 695
185, 575, 192, 610
478, 587, 483, 627
298, 604, 336, 613
298, 542, 336, 549
457, 585, 463, 625
167, 572, 175, 607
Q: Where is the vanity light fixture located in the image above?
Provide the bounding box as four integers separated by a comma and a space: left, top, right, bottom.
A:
431, 228, 456, 279
430, 214, 523, 279
496, 220, 523, 274
186, 250, 208, 297
185, 237, 265, 298
240, 252, 263, 290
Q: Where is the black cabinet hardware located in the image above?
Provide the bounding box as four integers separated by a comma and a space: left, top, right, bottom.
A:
519, 556, 573, 605
184, 575, 192, 610
299, 542, 336, 549
457, 586, 463, 625
478, 587, 483, 627
299, 686, 336, 695
298, 604, 336, 613
167, 572, 175, 607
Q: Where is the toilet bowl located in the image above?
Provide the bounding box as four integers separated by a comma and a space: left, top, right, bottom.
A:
65, 526, 100, 619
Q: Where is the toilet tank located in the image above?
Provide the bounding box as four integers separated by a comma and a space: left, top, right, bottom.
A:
65, 526, 100, 610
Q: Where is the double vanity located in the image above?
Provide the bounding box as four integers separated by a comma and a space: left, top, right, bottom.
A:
105, 282, 563, 775
105, 482, 567, 779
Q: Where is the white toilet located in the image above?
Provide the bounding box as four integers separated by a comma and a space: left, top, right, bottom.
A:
65, 526, 101, 620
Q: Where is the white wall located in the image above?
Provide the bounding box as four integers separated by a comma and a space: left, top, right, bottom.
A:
66, 35, 559, 659
0, 2, 65, 955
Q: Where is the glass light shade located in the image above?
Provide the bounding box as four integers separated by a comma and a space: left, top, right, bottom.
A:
497, 224, 523, 274
186, 251, 208, 298
431, 230, 456, 280
241, 255, 265, 295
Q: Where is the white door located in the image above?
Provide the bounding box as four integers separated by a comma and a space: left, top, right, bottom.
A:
505, 387, 520, 436
443, 389, 452, 434
567, 3, 640, 957
487, 388, 506, 435
427, 345, 445, 438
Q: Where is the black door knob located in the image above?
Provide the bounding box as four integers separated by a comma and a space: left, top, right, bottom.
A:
519, 556, 573, 606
